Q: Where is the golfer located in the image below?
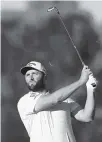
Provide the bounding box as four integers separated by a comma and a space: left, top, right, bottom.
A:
17, 61, 97, 142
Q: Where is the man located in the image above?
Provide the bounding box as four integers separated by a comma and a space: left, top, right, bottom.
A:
17, 61, 97, 142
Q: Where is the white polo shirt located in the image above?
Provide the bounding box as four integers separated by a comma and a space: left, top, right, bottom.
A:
17, 91, 82, 142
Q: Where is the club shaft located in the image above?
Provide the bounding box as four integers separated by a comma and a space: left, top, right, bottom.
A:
47, 7, 96, 87
57, 11, 96, 86
57, 11, 85, 66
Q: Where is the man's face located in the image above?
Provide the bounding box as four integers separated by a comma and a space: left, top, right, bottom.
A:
25, 69, 44, 91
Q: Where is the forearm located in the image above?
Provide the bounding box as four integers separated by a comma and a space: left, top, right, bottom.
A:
34, 80, 83, 113
83, 89, 95, 120
54, 79, 83, 102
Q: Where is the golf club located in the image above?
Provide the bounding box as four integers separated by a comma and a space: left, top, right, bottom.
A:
47, 6, 85, 66
47, 6, 96, 87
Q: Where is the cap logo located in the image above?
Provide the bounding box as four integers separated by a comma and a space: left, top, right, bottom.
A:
27, 62, 36, 67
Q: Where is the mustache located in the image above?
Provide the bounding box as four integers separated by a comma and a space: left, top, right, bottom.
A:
30, 79, 37, 83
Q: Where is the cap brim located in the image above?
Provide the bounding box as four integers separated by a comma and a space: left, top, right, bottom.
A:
20, 66, 36, 75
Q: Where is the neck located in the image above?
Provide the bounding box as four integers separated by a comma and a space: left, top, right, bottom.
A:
32, 87, 46, 93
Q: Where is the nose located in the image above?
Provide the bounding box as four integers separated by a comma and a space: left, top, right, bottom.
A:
31, 74, 34, 80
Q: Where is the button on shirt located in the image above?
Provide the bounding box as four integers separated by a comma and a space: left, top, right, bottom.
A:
17, 91, 82, 142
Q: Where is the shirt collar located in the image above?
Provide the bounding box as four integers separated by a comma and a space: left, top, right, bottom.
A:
29, 90, 48, 97
29, 91, 40, 97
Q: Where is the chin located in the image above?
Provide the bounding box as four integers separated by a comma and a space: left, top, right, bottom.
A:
27, 80, 44, 91
30, 85, 35, 90
28, 84, 36, 91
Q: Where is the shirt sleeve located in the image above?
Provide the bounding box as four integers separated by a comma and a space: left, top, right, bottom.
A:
17, 95, 42, 136
67, 98, 82, 117
27, 95, 42, 115
17, 95, 42, 120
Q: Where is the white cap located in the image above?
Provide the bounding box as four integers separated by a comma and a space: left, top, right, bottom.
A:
20, 61, 46, 75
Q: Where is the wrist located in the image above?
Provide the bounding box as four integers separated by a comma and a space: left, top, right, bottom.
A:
78, 79, 84, 86
78, 78, 85, 86
87, 87, 95, 93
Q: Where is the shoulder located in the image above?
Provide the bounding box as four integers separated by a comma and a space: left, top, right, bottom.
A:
17, 93, 29, 109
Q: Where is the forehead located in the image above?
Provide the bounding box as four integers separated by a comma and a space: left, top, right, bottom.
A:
25, 69, 41, 74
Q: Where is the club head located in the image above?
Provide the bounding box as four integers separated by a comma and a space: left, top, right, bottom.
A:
47, 6, 60, 14
47, 7, 55, 12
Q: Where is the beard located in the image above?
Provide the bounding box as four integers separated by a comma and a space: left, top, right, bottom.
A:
27, 78, 45, 91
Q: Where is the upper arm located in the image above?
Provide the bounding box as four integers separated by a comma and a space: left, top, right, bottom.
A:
68, 98, 92, 122
67, 98, 82, 118
74, 109, 92, 122
34, 93, 58, 113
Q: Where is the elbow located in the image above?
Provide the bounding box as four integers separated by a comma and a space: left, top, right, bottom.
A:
82, 115, 94, 122
76, 114, 93, 122
77, 118, 93, 123
83, 114, 95, 122
83, 118, 93, 122
85, 116, 95, 122
75, 110, 95, 122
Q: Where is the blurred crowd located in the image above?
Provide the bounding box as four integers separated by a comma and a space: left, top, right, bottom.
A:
1, 1, 102, 142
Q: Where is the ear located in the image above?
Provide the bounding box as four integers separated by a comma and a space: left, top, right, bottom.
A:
43, 74, 47, 81
41, 73, 46, 81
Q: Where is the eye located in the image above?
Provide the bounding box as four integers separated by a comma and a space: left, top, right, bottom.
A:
26, 73, 30, 76
33, 72, 39, 75
35, 72, 39, 75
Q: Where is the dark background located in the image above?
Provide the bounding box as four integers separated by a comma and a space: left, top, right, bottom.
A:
1, 1, 102, 142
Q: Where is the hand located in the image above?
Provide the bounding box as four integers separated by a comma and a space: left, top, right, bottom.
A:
86, 74, 98, 92
80, 65, 92, 85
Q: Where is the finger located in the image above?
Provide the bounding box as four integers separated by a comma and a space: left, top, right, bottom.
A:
91, 76, 96, 81
89, 71, 93, 75
84, 65, 88, 69
89, 74, 96, 79
89, 76, 96, 82
86, 69, 91, 73
90, 73, 93, 76
92, 78, 97, 82
94, 78, 97, 81
90, 73, 94, 76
